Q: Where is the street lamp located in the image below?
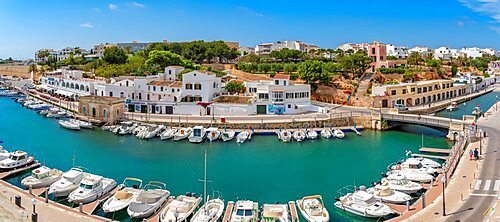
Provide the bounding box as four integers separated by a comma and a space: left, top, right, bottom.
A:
32, 198, 37, 214
442, 176, 446, 216
174, 210, 179, 222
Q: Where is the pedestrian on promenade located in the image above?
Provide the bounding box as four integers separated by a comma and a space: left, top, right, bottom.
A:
473, 148, 479, 160
469, 149, 473, 160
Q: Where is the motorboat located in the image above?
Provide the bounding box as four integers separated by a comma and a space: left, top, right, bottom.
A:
68, 174, 117, 204
48, 167, 86, 198
0, 146, 11, 161
221, 130, 236, 142
21, 166, 63, 189
292, 130, 306, 142
115, 121, 137, 135
189, 126, 207, 143
236, 131, 250, 144
77, 120, 93, 129
127, 181, 170, 219
334, 189, 393, 218
39, 107, 58, 116
230, 200, 259, 222
133, 125, 147, 135
446, 102, 458, 112
390, 159, 440, 175
190, 197, 225, 222
160, 193, 202, 222
102, 178, 143, 213
206, 127, 221, 142
386, 169, 434, 183
320, 128, 332, 139
378, 176, 422, 194
279, 130, 292, 143
296, 195, 329, 222
407, 156, 441, 169
0, 151, 35, 171
160, 127, 177, 140
22, 99, 37, 107
46, 110, 67, 118
260, 203, 291, 222
59, 119, 81, 131
135, 126, 149, 139
101, 123, 116, 131
333, 129, 345, 139
174, 127, 193, 141
306, 130, 318, 140
365, 183, 412, 204
145, 125, 165, 139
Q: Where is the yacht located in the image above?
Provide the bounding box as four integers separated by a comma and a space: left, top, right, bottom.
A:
206, 127, 221, 142
174, 127, 193, 141
260, 203, 291, 222
320, 129, 332, 139
292, 130, 306, 142
0, 151, 35, 171
390, 159, 440, 175
386, 169, 434, 183
21, 166, 63, 189
102, 178, 143, 213
46, 110, 66, 118
68, 174, 117, 204
59, 119, 81, 131
230, 200, 259, 222
446, 102, 458, 112
334, 189, 393, 218
306, 130, 318, 140
333, 129, 345, 139
160, 193, 202, 222
296, 195, 329, 222
189, 126, 207, 143
48, 167, 86, 198
127, 181, 170, 219
236, 131, 250, 144
279, 130, 292, 143
365, 184, 412, 204
191, 197, 224, 222
379, 176, 423, 194
406, 156, 441, 169
160, 127, 178, 140
221, 130, 236, 142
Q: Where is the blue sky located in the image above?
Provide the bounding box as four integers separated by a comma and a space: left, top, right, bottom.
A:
1, 0, 500, 59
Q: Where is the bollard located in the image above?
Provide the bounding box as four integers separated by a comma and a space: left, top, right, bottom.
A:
79, 203, 83, 213
15, 195, 21, 207
406, 200, 410, 211
422, 194, 426, 208
44, 188, 49, 203
29, 185, 32, 195
31, 213, 38, 222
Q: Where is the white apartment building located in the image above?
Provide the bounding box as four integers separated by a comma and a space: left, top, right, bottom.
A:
239, 46, 255, 56
460, 47, 484, 58
181, 70, 222, 102
434, 46, 453, 60
35, 47, 90, 63
337, 43, 370, 52
255, 40, 316, 55
409, 46, 434, 57
386, 44, 409, 58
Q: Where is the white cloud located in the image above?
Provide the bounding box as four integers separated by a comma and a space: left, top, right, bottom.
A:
459, 0, 500, 33
128, 2, 145, 8
236, 7, 264, 17
80, 22, 94, 28
109, 3, 118, 10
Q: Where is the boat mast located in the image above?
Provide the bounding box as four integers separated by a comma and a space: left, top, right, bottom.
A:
203, 149, 207, 204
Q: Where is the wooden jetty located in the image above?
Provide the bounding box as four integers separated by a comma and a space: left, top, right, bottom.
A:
0, 161, 40, 179
30, 187, 48, 196
412, 153, 448, 160
288, 201, 299, 222
81, 184, 123, 214
418, 147, 451, 154
222, 201, 234, 222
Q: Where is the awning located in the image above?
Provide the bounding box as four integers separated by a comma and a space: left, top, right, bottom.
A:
37, 85, 53, 91
55, 89, 75, 97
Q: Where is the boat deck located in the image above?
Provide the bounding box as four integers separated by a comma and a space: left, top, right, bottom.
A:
412, 154, 448, 160
81, 184, 123, 214
288, 201, 299, 222
0, 161, 40, 179
222, 201, 234, 222
418, 147, 451, 154
146, 196, 174, 222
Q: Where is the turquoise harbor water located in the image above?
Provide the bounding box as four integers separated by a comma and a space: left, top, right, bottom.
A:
0, 96, 453, 222
435, 90, 500, 119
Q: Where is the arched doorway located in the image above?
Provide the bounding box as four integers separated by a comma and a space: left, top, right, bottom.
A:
406, 98, 413, 107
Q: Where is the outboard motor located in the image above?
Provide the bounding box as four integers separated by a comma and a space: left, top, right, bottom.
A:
358, 185, 367, 192
192, 193, 197, 198
186, 192, 192, 197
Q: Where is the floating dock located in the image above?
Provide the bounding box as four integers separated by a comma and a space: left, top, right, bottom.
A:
0, 161, 40, 179
81, 184, 123, 214
288, 201, 299, 222
222, 201, 234, 222
418, 147, 451, 154
412, 153, 448, 160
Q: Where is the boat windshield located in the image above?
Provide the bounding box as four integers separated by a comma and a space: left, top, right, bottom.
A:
236, 209, 253, 216
80, 183, 93, 189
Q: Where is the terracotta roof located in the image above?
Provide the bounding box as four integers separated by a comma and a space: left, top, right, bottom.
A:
171, 81, 183, 87
273, 74, 290, 80
148, 80, 182, 87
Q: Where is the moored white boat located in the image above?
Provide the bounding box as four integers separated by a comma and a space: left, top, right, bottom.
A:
21, 166, 63, 189
68, 174, 117, 204
102, 178, 143, 213
296, 195, 329, 222
306, 130, 318, 140
160, 193, 202, 222
189, 126, 207, 143
390, 159, 440, 175
379, 176, 422, 194
48, 167, 86, 198
446, 102, 458, 111
160, 127, 177, 140
260, 203, 291, 222
236, 131, 250, 144
364, 184, 412, 204
190, 197, 225, 222
77, 120, 93, 129
0, 150, 35, 171
59, 119, 81, 131
221, 130, 236, 142
174, 128, 192, 141
206, 127, 221, 142
293, 130, 306, 142
230, 200, 259, 222
386, 169, 434, 183
127, 181, 170, 218
334, 189, 393, 218
333, 129, 345, 139
279, 130, 292, 143
407, 156, 441, 168
320, 128, 332, 139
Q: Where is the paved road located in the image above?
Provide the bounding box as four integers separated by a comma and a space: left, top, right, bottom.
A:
446, 103, 500, 221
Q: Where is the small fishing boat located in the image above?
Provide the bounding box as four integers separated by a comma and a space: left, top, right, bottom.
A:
206, 127, 221, 142
127, 181, 170, 219
144, 125, 165, 139
386, 169, 434, 183
21, 166, 63, 189
378, 177, 422, 194
306, 129, 318, 140
279, 130, 292, 143
59, 119, 81, 131
333, 129, 345, 139
160, 193, 202, 222
68, 174, 117, 204
116, 121, 137, 135
0, 150, 35, 171
174, 127, 193, 141
293, 130, 306, 142
189, 126, 207, 143
77, 120, 93, 129
160, 127, 177, 140
133, 125, 147, 136
296, 195, 329, 222
334, 189, 393, 218
320, 128, 332, 139
260, 203, 291, 222
236, 131, 250, 144
190, 197, 225, 222
221, 130, 236, 142
446, 102, 458, 112
102, 178, 143, 213
48, 167, 86, 198
230, 200, 259, 222
365, 183, 412, 204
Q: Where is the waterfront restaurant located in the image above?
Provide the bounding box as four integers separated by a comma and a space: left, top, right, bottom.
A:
371, 79, 467, 108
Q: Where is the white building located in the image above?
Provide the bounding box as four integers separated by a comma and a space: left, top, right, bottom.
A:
181, 70, 222, 102
434, 46, 453, 60
35, 47, 90, 63
255, 40, 316, 55
460, 47, 484, 58
239, 46, 255, 56
386, 44, 409, 58
409, 46, 434, 57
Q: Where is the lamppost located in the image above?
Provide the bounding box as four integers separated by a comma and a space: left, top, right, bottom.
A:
442, 176, 446, 216
32, 198, 37, 214
174, 210, 179, 222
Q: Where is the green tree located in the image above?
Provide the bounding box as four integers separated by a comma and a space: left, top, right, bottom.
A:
103, 47, 128, 64
145, 50, 183, 73
407, 52, 423, 67
224, 81, 246, 94
451, 64, 458, 76
297, 60, 332, 85
258, 63, 271, 73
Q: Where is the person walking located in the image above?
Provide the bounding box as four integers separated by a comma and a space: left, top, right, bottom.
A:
473, 148, 479, 160
469, 149, 473, 160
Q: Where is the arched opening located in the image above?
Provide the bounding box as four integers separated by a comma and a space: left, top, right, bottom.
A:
82, 106, 87, 115
433, 94, 436, 102
80, 84, 84, 91
415, 98, 420, 105
406, 98, 413, 107
103, 109, 107, 120
92, 107, 96, 117
427, 96, 431, 103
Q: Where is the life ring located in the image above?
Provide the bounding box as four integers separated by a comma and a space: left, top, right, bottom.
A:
34, 169, 40, 173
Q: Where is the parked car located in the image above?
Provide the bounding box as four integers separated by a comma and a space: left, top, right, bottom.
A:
394, 103, 408, 111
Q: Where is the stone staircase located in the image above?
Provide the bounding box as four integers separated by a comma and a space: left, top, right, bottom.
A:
355, 72, 374, 97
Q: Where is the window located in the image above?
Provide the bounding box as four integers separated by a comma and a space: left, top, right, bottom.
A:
120, 92, 124, 98
423, 87, 427, 93
275, 80, 279, 85
391, 90, 396, 95
109, 92, 113, 97
286, 93, 294, 99
402, 89, 407, 94
411, 88, 415, 92
288, 104, 291, 108
172, 89, 175, 93
194, 84, 202, 90
153, 86, 156, 91
158, 95, 161, 100
139, 93, 142, 100
126, 81, 129, 87
258, 93, 269, 100
92, 107, 96, 117
428, 86, 432, 92
161, 87, 163, 92
417, 88, 422, 93
147, 94, 150, 100
213, 82, 216, 88
185, 83, 193, 90
371, 48, 376, 54
103, 109, 107, 118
